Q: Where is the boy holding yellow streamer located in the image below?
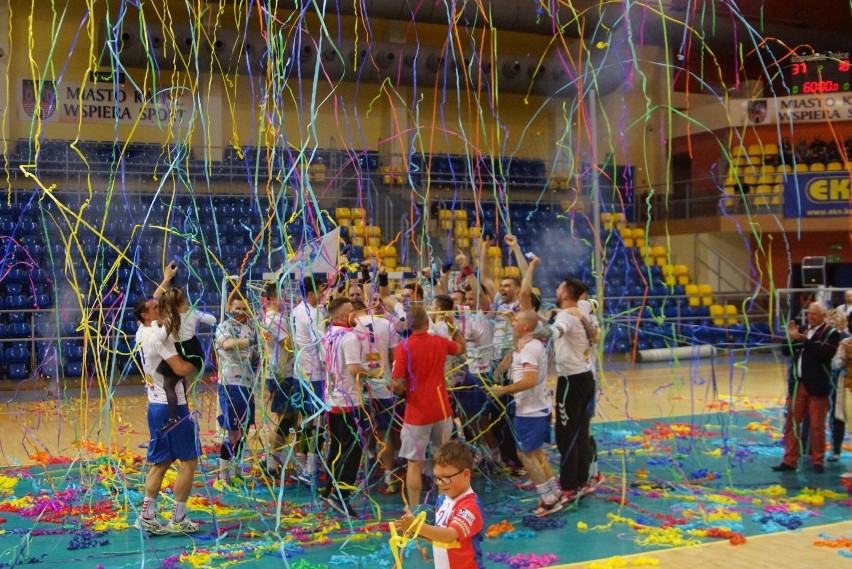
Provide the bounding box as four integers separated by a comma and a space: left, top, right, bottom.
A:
392, 440, 485, 568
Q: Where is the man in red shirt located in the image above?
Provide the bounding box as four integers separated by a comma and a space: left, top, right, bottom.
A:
392, 304, 466, 508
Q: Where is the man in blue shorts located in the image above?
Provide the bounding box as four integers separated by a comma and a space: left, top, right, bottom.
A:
215, 296, 259, 484
134, 297, 202, 534
491, 310, 565, 517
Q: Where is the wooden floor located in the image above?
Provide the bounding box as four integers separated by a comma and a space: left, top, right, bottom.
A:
2, 350, 849, 568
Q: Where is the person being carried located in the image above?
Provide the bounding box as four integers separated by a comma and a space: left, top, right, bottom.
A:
393, 440, 485, 569
152, 263, 217, 430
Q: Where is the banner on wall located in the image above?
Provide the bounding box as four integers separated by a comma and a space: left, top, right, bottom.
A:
729, 93, 852, 126
17, 79, 193, 127
784, 173, 852, 218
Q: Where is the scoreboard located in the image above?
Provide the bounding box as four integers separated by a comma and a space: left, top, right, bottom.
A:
788, 52, 851, 94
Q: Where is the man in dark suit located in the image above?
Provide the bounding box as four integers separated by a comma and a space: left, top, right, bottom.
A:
773, 302, 840, 474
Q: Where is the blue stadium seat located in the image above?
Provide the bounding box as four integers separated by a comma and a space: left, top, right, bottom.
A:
63, 361, 84, 377
9, 323, 31, 338
5, 294, 27, 308
124, 319, 139, 335
7, 312, 27, 324
4, 346, 29, 363
6, 363, 29, 380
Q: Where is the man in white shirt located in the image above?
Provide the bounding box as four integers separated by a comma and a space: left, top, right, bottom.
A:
550, 277, 595, 500
133, 297, 201, 534
321, 297, 379, 516
492, 310, 563, 517
261, 282, 297, 479
290, 275, 328, 484
352, 299, 402, 491
214, 297, 258, 485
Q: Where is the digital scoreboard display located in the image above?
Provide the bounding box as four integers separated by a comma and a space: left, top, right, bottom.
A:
789, 52, 851, 94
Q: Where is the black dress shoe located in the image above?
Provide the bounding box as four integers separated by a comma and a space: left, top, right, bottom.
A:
771, 463, 796, 472
813, 464, 825, 474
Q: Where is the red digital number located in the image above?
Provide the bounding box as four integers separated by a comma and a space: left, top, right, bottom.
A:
792, 62, 807, 75
840, 60, 850, 72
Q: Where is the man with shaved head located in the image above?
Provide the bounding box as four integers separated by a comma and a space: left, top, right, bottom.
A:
492, 310, 563, 516
773, 301, 840, 474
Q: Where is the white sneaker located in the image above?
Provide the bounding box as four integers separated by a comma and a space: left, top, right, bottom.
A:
136, 515, 168, 535
165, 516, 200, 533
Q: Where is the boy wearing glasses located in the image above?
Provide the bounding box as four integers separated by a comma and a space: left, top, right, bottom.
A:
393, 440, 484, 569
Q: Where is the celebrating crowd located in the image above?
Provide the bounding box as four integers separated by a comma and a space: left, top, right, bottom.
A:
131, 233, 602, 566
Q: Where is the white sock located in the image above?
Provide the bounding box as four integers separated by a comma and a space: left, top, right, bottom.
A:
307, 452, 317, 475
547, 477, 561, 494
173, 501, 186, 522
219, 459, 231, 481
535, 483, 556, 504
142, 497, 156, 519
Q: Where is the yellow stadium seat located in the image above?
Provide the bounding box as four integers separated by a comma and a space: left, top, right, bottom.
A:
759, 165, 775, 175
732, 146, 747, 158
351, 207, 366, 219
664, 275, 676, 286
685, 284, 699, 296
619, 227, 632, 239
638, 246, 649, 258
662, 264, 675, 276
383, 257, 398, 269
635, 238, 646, 248
698, 284, 712, 296
651, 246, 666, 257
487, 246, 502, 258
809, 162, 826, 172
335, 207, 351, 221
770, 195, 782, 205
623, 238, 635, 248
763, 143, 778, 156
757, 174, 774, 186
612, 213, 625, 224
600, 212, 613, 225
352, 236, 366, 247
725, 304, 739, 325
673, 264, 689, 276
709, 304, 724, 317
632, 227, 646, 239
655, 256, 667, 266
310, 163, 327, 182
362, 246, 376, 258
367, 236, 381, 248
455, 225, 470, 237
440, 220, 453, 230
381, 245, 397, 257
372, 225, 382, 237
688, 296, 701, 307
454, 210, 467, 220
827, 161, 843, 171
747, 144, 763, 157
456, 237, 471, 249
754, 184, 772, 194
439, 210, 452, 220
795, 163, 808, 173
503, 266, 521, 278
677, 275, 690, 286
754, 195, 770, 206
